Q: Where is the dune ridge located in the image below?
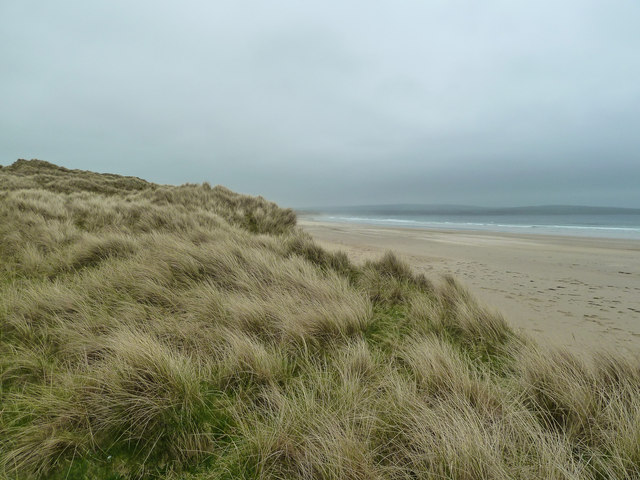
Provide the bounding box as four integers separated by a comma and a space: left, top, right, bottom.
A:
1, 160, 639, 479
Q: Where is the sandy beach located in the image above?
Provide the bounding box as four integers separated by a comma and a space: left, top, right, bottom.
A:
300, 218, 640, 354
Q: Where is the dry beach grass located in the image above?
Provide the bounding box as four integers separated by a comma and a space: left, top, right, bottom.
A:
1, 160, 639, 479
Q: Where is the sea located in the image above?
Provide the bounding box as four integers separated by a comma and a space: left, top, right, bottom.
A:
305, 206, 640, 240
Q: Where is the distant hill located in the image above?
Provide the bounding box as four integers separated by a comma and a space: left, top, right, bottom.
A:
303, 203, 640, 216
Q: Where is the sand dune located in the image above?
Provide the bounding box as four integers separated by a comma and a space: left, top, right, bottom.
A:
300, 218, 640, 354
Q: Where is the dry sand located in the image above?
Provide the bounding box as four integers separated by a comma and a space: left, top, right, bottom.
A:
300, 218, 640, 354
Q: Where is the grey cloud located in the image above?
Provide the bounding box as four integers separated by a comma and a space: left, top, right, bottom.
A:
1, 1, 639, 208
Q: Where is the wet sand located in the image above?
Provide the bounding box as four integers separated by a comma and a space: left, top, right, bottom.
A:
300, 218, 640, 354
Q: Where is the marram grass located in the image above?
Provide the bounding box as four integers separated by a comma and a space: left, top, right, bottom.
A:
0, 160, 639, 479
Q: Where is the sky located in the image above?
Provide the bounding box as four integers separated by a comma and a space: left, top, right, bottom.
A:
1, 1, 639, 208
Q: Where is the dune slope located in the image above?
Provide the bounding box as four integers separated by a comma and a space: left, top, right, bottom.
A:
1, 160, 639, 479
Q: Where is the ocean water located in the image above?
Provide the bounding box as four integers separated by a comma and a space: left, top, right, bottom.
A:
309, 210, 640, 240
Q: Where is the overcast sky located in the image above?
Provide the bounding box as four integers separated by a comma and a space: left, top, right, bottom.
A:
2, 1, 639, 207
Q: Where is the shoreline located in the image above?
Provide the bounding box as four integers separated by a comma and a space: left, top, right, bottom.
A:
299, 217, 640, 354
301, 214, 640, 241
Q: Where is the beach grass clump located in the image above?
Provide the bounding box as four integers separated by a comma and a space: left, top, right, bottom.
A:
1, 159, 640, 479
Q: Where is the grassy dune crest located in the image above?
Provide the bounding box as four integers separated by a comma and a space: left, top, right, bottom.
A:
1, 160, 639, 479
